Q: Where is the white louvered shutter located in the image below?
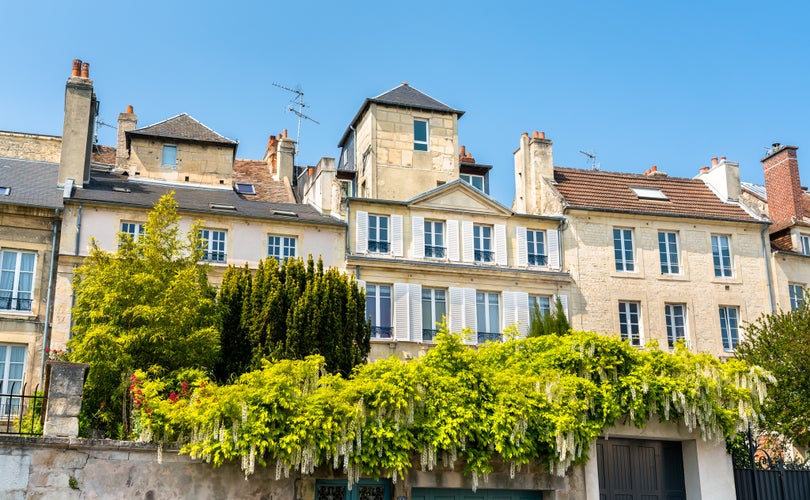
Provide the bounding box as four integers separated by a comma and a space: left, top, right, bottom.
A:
463, 287, 477, 344
547, 228, 560, 270
391, 215, 404, 257
502, 291, 516, 333
462, 221, 474, 263
356, 211, 368, 254
495, 224, 507, 266
515, 291, 529, 338
516, 226, 528, 267
448, 287, 464, 334
447, 220, 460, 261
412, 216, 425, 259
394, 283, 410, 341
409, 284, 422, 342
553, 294, 569, 319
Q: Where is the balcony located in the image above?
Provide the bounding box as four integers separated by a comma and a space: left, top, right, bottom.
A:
477, 331, 501, 344
424, 246, 446, 259
474, 250, 494, 263
528, 253, 547, 266
0, 297, 32, 312
370, 326, 393, 339
368, 241, 390, 254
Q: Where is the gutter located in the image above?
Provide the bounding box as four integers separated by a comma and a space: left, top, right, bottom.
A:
39, 208, 61, 386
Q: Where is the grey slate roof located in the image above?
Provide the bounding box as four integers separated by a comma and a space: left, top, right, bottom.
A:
741, 181, 767, 200
127, 114, 238, 146
338, 84, 464, 147
70, 172, 344, 227
0, 156, 63, 209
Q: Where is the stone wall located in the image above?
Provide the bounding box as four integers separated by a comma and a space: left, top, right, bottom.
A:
127, 137, 235, 187
0, 132, 62, 163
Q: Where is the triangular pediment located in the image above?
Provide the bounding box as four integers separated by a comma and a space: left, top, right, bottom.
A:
406, 179, 513, 215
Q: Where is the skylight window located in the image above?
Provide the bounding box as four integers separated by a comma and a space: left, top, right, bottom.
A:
631, 187, 668, 200
0, 187, 9, 196
273, 210, 298, 217
234, 183, 256, 195
210, 203, 236, 211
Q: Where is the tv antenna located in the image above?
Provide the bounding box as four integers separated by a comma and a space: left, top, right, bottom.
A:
93, 118, 116, 144
273, 82, 319, 155
579, 150, 600, 170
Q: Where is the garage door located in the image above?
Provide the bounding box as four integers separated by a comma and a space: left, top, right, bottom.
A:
596, 438, 686, 500
411, 488, 543, 500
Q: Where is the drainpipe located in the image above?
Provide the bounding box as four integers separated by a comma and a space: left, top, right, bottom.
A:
39, 208, 61, 386
761, 224, 776, 313
74, 203, 83, 256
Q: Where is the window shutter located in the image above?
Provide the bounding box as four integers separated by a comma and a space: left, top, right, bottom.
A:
502, 291, 516, 333
391, 214, 404, 257
412, 216, 425, 259
356, 211, 368, 254
553, 294, 569, 319
516, 226, 528, 267
393, 283, 410, 341
463, 287, 477, 344
447, 220, 460, 261
448, 287, 464, 334
547, 228, 560, 270
462, 221, 474, 263
495, 224, 507, 266
409, 284, 422, 342
515, 291, 530, 338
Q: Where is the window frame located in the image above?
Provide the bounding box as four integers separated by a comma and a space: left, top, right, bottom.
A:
658, 231, 680, 275
711, 234, 733, 278
267, 235, 297, 261
618, 301, 641, 346
719, 305, 740, 352
800, 234, 810, 255
413, 119, 429, 151
476, 291, 500, 343
424, 220, 446, 259
526, 229, 547, 267
789, 283, 805, 310
368, 214, 390, 254
460, 173, 486, 192
529, 295, 552, 327
198, 229, 227, 263
473, 224, 494, 263
421, 288, 447, 342
0, 344, 26, 415
0, 250, 36, 313
161, 144, 178, 167
664, 303, 687, 348
120, 221, 145, 243
613, 228, 635, 272
365, 284, 392, 339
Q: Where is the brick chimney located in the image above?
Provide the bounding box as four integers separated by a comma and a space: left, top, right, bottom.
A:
513, 131, 553, 214
116, 105, 137, 171
263, 134, 279, 174
59, 59, 98, 187
275, 129, 295, 182
762, 144, 802, 225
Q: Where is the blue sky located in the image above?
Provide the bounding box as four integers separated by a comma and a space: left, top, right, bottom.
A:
2, 1, 809, 206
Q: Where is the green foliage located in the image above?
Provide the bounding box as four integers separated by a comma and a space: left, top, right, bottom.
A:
528, 297, 571, 337
737, 304, 810, 447
133, 330, 771, 490
215, 256, 369, 381
67, 193, 219, 437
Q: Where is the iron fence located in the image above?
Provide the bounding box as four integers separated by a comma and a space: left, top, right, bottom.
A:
0, 382, 44, 436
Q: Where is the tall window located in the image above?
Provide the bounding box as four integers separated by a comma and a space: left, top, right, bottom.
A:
268, 235, 296, 261
529, 295, 552, 328
199, 229, 226, 263
801, 234, 810, 255
365, 284, 392, 339
0, 344, 26, 415
711, 235, 732, 277
162, 144, 177, 167
460, 174, 486, 193
719, 306, 739, 351
527, 230, 547, 266
618, 301, 641, 346
413, 119, 428, 151
421, 288, 446, 342
424, 220, 445, 258
120, 222, 144, 242
658, 231, 680, 274
368, 215, 389, 253
476, 291, 500, 343
0, 250, 35, 312
789, 284, 805, 310
665, 304, 686, 348
473, 224, 493, 263
613, 228, 635, 271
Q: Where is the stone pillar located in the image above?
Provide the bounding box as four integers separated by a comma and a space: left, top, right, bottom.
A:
42, 361, 89, 438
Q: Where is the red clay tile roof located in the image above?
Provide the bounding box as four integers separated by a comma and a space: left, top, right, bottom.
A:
91, 144, 116, 165
553, 167, 761, 223
233, 159, 295, 203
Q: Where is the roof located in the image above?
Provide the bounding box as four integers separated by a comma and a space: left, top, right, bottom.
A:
91, 144, 116, 166
127, 114, 238, 146
233, 159, 295, 203
0, 156, 62, 209
741, 181, 810, 235
338, 83, 464, 147
69, 172, 343, 227
741, 181, 767, 201
553, 167, 762, 223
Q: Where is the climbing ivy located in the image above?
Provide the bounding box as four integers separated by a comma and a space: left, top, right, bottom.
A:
132, 330, 772, 490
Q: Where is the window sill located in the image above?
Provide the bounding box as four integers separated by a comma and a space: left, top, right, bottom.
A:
610, 271, 645, 279
0, 310, 36, 318
711, 277, 741, 285
657, 274, 689, 282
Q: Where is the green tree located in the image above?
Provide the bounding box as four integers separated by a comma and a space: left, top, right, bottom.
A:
528, 297, 571, 337
736, 304, 810, 447
213, 264, 252, 383
67, 192, 219, 437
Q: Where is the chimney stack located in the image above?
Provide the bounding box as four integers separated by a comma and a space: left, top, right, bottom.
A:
116, 104, 138, 171
275, 131, 295, 182
58, 59, 97, 187
762, 144, 802, 225
699, 156, 740, 201
513, 130, 553, 214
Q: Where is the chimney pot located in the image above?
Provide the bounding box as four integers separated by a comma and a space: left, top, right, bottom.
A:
126, 105, 134, 114
720, 156, 726, 162
711, 157, 718, 167
80, 62, 89, 78
645, 169, 650, 175
522, 132, 529, 138
532, 131, 539, 139
282, 129, 288, 138
651, 165, 658, 172
71, 59, 82, 77
460, 145, 466, 156
538, 132, 545, 139
700, 166, 710, 173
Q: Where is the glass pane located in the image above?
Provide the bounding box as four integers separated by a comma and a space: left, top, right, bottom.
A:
20, 253, 35, 272
414, 120, 427, 142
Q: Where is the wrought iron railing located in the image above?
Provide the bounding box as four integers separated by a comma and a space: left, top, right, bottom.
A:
474, 250, 494, 263
0, 383, 44, 436
370, 326, 393, 339
477, 332, 501, 344
201, 251, 227, 263
0, 296, 33, 312
425, 246, 446, 258
368, 241, 390, 254
422, 329, 440, 342
528, 253, 547, 266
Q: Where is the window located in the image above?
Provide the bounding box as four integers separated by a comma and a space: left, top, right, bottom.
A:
719, 306, 740, 351
618, 301, 641, 346
527, 230, 547, 266
421, 288, 447, 342
162, 144, 177, 167
789, 284, 805, 310
665, 304, 686, 348
801, 234, 810, 255
473, 224, 493, 263
198, 229, 226, 263
424, 220, 445, 258
413, 119, 428, 151
234, 183, 255, 195
368, 215, 389, 253
711, 235, 732, 277
657, 231, 679, 274
120, 222, 144, 243
315, 480, 390, 500
0, 187, 9, 196
268, 235, 296, 261
365, 284, 392, 339
476, 291, 500, 343
630, 187, 668, 200
529, 295, 552, 326
339, 180, 353, 199
613, 228, 635, 271
460, 174, 486, 193
0, 344, 26, 415
0, 250, 35, 312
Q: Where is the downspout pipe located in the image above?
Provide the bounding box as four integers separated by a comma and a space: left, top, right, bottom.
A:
761, 224, 776, 313
74, 203, 83, 256
39, 208, 61, 385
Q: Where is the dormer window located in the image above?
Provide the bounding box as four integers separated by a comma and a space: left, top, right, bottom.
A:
414, 119, 429, 151
234, 183, 255, 195
162, 144, 177, 167
461, 174, 486, 193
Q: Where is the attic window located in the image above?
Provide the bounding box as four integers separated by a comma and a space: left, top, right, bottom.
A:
630, 187, 668, 200
273, 210, 298, 217
210, 203, 236, 211
0, 187, 9, 196
234, 183, 256, 195
112, 186, 131, 193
